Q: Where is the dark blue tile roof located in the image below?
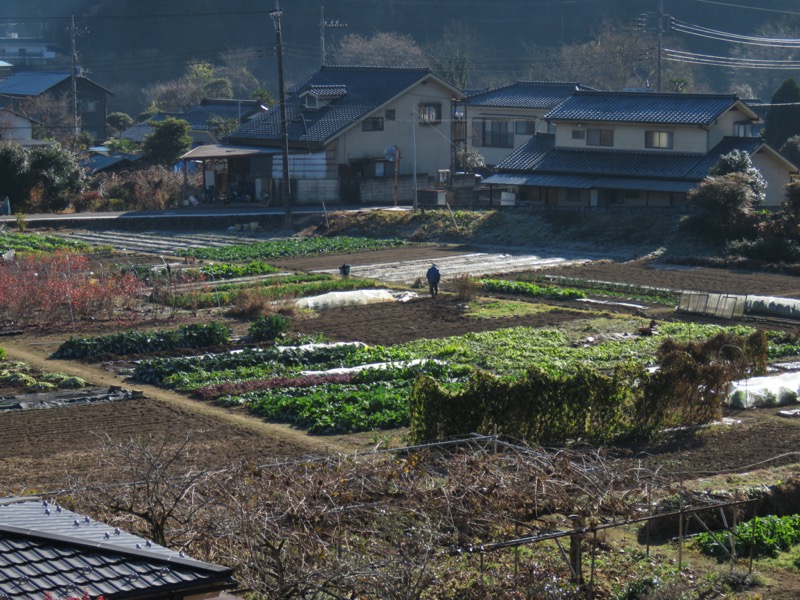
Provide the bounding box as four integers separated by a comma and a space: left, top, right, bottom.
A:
181, 99, 266, 131
685, 136, 765, 178
465, 81, 593, 109
229, 65, 437, 146
0, 500, 235, 600
496, 134, 770, 184
0, 72, 111, 96
545, 91, 742, 125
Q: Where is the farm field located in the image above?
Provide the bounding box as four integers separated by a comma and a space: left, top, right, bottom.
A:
3, 222, 800, 598
3, 240, 800, 485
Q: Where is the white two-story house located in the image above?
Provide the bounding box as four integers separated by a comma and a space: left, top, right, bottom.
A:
464, 81, 593, 168
201, 65, 465, 204
483, 91, 797, 208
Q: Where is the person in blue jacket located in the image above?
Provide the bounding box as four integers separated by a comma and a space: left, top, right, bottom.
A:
426, 263, 441, 299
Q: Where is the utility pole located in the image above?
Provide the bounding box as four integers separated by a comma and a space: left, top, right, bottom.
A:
70, 15, 79, 137
657, 0, 664, 92
320, 7, 347, 67
270, 1, 291, 224
634, 2, 671, 92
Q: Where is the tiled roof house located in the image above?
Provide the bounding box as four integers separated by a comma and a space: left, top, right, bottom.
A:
0, 498, 236, 600
214, 65, 465, 204
0, 72, 112, 140
465, 81, 594, 167
484, 91, 798, 207
122, 100, 268, 147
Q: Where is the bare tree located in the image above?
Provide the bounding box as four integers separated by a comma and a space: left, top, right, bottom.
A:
425, 21, 483, 88
332, 32, 427, 67
74, 432, 216, 547
18, 92, 76, 141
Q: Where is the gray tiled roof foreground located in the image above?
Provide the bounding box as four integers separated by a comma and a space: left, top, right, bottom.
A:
0, 499, 235, 600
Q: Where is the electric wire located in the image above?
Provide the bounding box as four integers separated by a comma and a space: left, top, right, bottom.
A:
671, 18, 800, 47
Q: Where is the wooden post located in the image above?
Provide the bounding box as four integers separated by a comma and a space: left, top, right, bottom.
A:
393, 145, 399, 207
678, 495, 684, 572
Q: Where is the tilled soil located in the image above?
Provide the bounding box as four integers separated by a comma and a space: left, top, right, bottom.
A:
2, 246, 800, 493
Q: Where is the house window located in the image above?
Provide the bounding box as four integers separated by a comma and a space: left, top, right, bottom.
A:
514, 120, 536, 135
586, 128, 614, 147
375, 162, 385, 177
572, 129, 585, 140
385, 109, 396, 121
472, 119, 514, 148
304, 95, 318, 109
418, 103, 442, 124
80, 100, 97, 113
362, 117, 384, 132
645, 130, 673, 149
734, 121, 752, 137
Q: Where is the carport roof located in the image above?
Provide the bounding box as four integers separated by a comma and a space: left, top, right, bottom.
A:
181, 144, 280, 160
483, 173, 695, 193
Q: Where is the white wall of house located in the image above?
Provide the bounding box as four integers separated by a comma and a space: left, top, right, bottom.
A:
0, 110, 32, 141
555, 122, 708, 153
334, 79, 457, 180
708, 106, 757, 148
751, 149, 794, 207
467, 106, 547, 166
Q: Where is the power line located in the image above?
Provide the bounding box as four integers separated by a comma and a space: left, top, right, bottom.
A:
695, 0, 800, 16
663, 48, 800, 69
672, 18, 800, 47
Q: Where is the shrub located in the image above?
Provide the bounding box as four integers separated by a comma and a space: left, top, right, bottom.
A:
52, 322, 232, 359
249, 314, 291, 342
229, 287, 275, 318
73, 189, 105, 213
452, 273, 477, 301
0, 251, 146, 324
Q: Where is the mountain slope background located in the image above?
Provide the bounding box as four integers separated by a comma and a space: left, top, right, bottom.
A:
3, 0, 800, 114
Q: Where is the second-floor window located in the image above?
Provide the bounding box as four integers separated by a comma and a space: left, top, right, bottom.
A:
362, 117, 384, 132
472, 119, 514, 148
586, 128, 614, 147
385, 109, 396, 121
734, 121, 752, 137
645, 130, 673, 149
419, 103, 442, 124
514, 120, 536, 135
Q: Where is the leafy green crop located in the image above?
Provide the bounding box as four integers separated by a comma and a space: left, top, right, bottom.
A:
695, 514, 800, 559
176, 236, 405, 261
53, 322, 232, 359
0, 232, 93, 253
478, 278, 586, 301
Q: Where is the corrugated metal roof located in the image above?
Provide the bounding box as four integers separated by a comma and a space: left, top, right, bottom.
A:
181, 144, 280, 160
482, 173, 694, 193
465, 81, 593, 109
545, 91, 744, 125
0, 72, 112, 96
229, 65, 448, 146
0, 500, 235, 600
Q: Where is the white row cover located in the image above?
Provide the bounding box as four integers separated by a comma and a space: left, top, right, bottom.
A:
727, 371, 800, 409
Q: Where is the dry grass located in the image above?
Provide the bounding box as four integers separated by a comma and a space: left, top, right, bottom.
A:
452, 273, 478, 301
228, 287, 298, 319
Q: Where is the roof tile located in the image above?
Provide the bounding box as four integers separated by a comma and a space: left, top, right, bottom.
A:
545, 91, 742, 125
466, 81, 593, 109
230, 65, 440, 146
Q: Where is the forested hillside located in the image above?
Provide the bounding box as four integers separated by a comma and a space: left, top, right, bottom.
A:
4, 0, 800, 115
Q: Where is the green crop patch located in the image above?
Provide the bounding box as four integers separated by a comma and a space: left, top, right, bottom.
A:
176, 236, 405, 261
